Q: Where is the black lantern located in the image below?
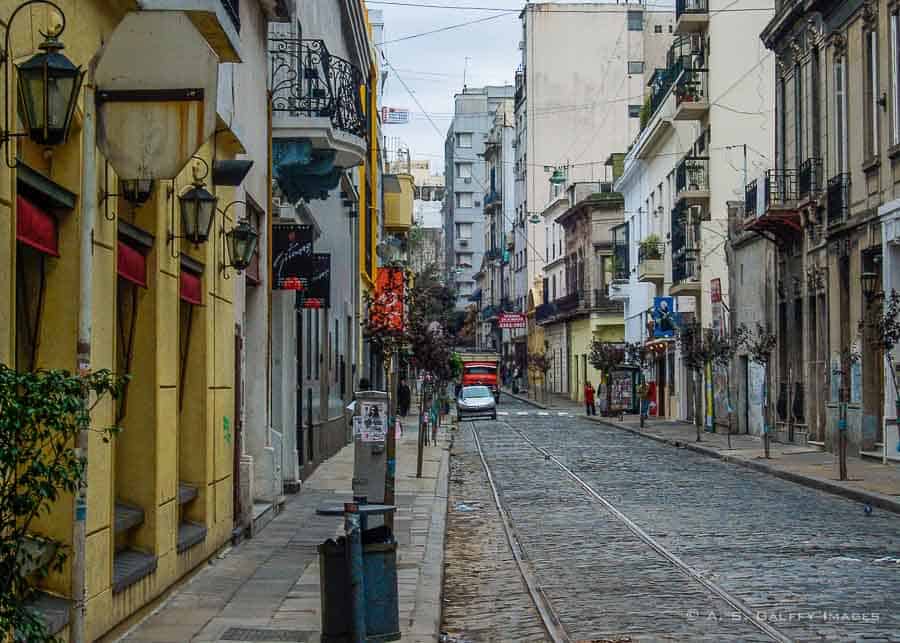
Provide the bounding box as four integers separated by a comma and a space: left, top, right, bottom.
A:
179, 176, 218, 245
861, 271, 879, 303
16, 31, 83, 146
225, 219, 259, 272
120, 179, 154, 205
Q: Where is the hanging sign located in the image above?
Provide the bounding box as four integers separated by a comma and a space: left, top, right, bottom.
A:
272, 224, 314, 290
498, 312, 526, 329
295, 253, 331, 309
381, 107, 410, 124
371, 267, 406, 331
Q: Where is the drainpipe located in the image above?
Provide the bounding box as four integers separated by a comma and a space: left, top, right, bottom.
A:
72, 67, 97, 643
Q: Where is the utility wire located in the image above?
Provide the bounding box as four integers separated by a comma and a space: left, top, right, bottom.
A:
376, 12, 511, 45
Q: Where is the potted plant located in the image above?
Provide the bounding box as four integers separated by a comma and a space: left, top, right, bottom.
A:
639, 234, 662, 260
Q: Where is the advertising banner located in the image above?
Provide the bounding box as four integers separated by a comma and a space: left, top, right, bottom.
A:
272, 224, 314, 290
371, 267, 405, 331
295, 253, 331, 309
652, 296, 678, 338
498, 312, 527, 329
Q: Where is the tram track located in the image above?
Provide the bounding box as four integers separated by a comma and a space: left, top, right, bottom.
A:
470, 418, 794, 643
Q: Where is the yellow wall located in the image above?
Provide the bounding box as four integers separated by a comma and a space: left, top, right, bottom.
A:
1, 6, 238, 639
567, 317, 624, 401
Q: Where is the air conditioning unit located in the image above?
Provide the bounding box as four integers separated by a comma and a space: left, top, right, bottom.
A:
460, 239, 469, 246
474, 201, 481, 207
463, 177, 472, 184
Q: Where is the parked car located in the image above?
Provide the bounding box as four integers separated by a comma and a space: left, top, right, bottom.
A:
457, 385, 497, 421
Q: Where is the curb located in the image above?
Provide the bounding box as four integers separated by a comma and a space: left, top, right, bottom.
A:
588, 417, 900, 516
500, 389, 549, 409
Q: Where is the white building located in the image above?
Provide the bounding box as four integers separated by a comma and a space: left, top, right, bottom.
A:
511, 2, 673, 374
612, 0, 775, 423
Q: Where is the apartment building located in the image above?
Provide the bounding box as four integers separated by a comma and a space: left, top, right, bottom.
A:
512, 1, 673, 377
443, 85, 515, 310
612, 0, 775, 425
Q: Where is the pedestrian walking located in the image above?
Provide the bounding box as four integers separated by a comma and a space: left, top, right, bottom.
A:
584, 381, 596, 416
398, 379, 411, 417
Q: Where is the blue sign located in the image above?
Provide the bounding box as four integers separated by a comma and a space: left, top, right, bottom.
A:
652, 296, 678, 338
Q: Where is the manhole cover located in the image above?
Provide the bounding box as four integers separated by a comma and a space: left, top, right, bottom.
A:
221, 628, 314, 641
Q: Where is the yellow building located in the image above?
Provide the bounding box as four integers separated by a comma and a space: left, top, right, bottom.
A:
0, 1, 286, 639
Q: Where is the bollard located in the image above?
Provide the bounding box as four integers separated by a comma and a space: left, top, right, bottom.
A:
344, 503, 367, 643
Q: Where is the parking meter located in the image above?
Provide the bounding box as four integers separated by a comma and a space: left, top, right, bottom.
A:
352, 390, 389, 506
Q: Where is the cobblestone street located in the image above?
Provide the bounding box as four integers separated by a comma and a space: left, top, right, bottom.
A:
446, 395, 900, 642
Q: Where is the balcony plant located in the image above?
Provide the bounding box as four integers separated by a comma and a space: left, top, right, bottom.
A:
639, 235, 663, 261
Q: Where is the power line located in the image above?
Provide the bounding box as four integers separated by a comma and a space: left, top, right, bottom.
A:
376, 12, 512, 45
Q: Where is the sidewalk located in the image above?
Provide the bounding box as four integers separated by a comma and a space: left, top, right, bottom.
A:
503, 388, 900, 515
115, 416, 449, 643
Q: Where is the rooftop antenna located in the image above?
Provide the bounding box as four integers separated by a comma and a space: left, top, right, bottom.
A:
462, 56, 471, 91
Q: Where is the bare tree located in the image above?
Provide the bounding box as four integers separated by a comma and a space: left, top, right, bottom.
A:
742, 322, 777, 458
625, 342, 653, 428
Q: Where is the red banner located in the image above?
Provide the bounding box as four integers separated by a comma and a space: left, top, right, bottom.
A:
371, 267, 405, 331
498, 312, 526, 329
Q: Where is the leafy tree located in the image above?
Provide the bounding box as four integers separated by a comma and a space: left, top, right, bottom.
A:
588, 340, 625, 416
0, 367, 125, 642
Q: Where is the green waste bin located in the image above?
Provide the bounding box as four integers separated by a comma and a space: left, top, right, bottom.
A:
319, 525, 400, 643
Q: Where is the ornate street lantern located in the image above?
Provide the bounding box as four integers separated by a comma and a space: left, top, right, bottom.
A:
225, 219, 259, 272
1, 3, 82, 165
178, 160, 218, 244
120, 179, 154, 205
861, 271, 879, 303
16, 28, 83, 146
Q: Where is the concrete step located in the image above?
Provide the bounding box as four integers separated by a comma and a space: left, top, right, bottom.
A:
177, 521, 207, 554
114, 502, 144, 534
113, 548, 157, 594
178, 482, 199, 505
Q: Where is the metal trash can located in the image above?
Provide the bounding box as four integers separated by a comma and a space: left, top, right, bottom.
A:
319, 514, 400, 642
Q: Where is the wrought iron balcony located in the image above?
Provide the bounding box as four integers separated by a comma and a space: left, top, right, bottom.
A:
535, 302, 557, 324
675, 156, 710, 202
672, 248, 701, 288
798, 158, 823, 200
827, 173, 850, 227
592, 289, 625, 314
744, 179, 758, 217
674, 68, 708, 120
555, 292, 580, 313
269, 37, 367, 139
763, 168, 798, 208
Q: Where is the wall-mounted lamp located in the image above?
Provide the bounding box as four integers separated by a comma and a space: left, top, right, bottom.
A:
176, 157, 218, 245
1, 1, 83, 168
861, 271, 880, 303
217, 200, 258, 276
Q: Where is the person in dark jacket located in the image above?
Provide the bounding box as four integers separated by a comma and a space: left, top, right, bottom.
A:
397, 379, 412, 417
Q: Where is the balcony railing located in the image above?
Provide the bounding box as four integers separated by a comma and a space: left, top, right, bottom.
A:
613, 242, 629, 281
744, 179, 758, 217
676, 0, 708, 19
827, 173, 850, 227
647, 61, 682, 123
638, 241, 665, 263
270, 37, 367, 139
798, 158, 823, 200
672, 248, 700, 284
555, 292, 580, 313
675, 68, 708, 106
592, 289, 625, 314
535, 302, 557, 323
762, 168, 798, 208
675, 156, 709, 195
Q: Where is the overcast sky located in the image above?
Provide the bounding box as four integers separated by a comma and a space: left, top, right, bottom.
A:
376, 1, 524, 175
375, 1, 675, 176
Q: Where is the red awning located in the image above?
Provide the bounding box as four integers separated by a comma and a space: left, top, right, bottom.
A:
16, 195, 59, 256
117, 241, 147, 288
180, 270, 202, 305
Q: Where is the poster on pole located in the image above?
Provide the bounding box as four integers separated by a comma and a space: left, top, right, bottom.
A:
652, 296, 678, 338
358, 399, 388, 442
272, 224, 314, 290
